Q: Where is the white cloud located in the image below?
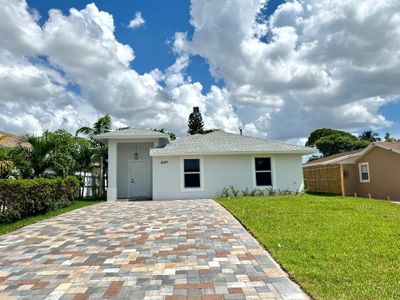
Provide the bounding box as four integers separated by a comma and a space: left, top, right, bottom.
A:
0, 1, 240, 137
128, 11, 145, 29
0, 0, 399, 142
177, 0, 400, 139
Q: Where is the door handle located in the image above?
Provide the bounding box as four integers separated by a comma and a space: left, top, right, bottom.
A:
131, 179, 135, 183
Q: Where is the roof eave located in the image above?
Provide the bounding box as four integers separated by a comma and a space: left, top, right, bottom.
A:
150, 149, 317, 157
304, 152, 363, 167
93, 134, 170, 143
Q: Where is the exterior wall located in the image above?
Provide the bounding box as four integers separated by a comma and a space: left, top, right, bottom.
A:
117, 142, 153, 198
152, 154, 304, 200
343, 163, 358, 196
355, 147, 400, 201
107, 141, 117, 201
274, 154, 304, 191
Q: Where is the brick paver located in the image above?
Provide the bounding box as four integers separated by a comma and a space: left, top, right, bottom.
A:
0, 200, 308, 299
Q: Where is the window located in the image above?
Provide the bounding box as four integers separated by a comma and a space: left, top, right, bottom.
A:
183, 159, 201, 188
359, 162, 370, 183
255, 157, 272, 186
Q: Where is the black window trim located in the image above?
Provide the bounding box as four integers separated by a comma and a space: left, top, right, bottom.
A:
254, 157, 273, 187
182, 157, 203, 191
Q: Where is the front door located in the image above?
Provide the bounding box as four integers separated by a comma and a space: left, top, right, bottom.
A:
129, 160, 151, 199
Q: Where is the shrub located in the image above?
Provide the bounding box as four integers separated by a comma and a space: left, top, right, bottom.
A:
249, 188, 257, 197
229, 185, 240, 197
266, 187, 276, 196
278, 188, 292, 196
0, 176, 79, 223
218, 187, 230, 198
242, 187, 250, 196
255, 188, 265, 197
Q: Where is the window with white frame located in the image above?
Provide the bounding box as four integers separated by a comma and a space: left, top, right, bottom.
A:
183, 159, 201, 188
359, 162, 370, 183
255, 157, 272, 186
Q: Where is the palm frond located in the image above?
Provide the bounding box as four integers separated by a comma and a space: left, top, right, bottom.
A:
0, 160, 13, 175
93, 114, 112, 134
75, 127, 95, 137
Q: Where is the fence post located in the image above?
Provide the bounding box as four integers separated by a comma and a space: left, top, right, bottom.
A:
339, 164, 345, 196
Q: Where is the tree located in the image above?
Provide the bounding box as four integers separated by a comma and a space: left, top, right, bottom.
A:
76, 114, 112, 195
359, 130, 381, 142
384, 132, 397, 142
187, 107, 204, 135
46, 129, 78, 178
203, 128, 219, 134
0, 136, 13, 178
73, 137, 95, 174
306, 128, 357, 147
307, 154, 323, 162
152, 128, 176, 140
72, 137, 95, 198
306, 128, 371, 157
315, 135, 370, 157
12, 132, 55, 177
0, 147, 13, 178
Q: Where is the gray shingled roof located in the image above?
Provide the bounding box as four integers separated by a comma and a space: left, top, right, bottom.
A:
94, 128, 169, 141
150, 131, 316, 156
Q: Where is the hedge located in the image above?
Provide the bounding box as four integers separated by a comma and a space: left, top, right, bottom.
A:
0, 176, 79, 224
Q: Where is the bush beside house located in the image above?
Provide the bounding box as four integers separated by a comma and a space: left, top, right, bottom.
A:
0, 176, 79, 223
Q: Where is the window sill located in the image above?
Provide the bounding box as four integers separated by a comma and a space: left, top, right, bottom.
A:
181, 187, 204, 193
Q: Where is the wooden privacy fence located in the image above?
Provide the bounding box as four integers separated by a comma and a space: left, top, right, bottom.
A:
303, 164, 345, 195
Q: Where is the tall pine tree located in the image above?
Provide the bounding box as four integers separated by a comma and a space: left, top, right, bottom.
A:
187, 107, 204, 135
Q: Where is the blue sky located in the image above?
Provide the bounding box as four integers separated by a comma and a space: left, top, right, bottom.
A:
27, 0, 285, 91
1, 0, 399, 140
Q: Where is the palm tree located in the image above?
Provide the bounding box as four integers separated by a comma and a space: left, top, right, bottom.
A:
17, 132, 55, 177
0, 136, 13, 177
359, 130, 381, 142
0, 160, 12, 177
0, 146, 13, 178
76, 114, 112, 195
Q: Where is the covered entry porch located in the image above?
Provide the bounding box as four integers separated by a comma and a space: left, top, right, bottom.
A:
93, 129, 170, 201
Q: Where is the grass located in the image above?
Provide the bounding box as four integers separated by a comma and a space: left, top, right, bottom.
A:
217, 194, 400, 300
0, 198, 104, 236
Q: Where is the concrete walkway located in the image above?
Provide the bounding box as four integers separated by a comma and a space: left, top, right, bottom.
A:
0, 200, 307, 300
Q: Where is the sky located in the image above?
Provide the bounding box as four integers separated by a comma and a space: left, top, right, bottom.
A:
0, 0, 400, 143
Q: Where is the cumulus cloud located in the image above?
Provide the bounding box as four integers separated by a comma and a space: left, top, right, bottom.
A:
0, 0, 399, 141
177, 0, 400, 139
128, 11, 145, 29
0, 1, 240, 136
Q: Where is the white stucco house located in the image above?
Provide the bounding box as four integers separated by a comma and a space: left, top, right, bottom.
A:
94, 128, 316, 201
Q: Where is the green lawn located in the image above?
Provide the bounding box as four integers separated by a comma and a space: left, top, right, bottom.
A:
0, 198, 104, 236
217, 194, 400, 300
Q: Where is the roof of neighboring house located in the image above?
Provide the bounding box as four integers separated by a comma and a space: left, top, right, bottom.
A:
0, 131, 28, 148
374, 141, 400, 153
354, 141, 400, 161
304, 141, 400, 167
304, 149, 364, 167
150, 131, 316, 156
94, 128, 170, 142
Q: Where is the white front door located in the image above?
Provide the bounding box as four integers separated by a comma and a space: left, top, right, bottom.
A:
129, 160, 151, 199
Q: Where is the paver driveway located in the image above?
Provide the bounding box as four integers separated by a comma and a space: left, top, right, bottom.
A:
0, 200, 307, 300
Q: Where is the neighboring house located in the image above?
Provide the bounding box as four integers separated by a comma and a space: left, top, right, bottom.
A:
94, 129, 315, 201
0, 131, 30, 149
304, 142, 400, 201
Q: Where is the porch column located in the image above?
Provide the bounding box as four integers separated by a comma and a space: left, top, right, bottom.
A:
107, 141, 117, 202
